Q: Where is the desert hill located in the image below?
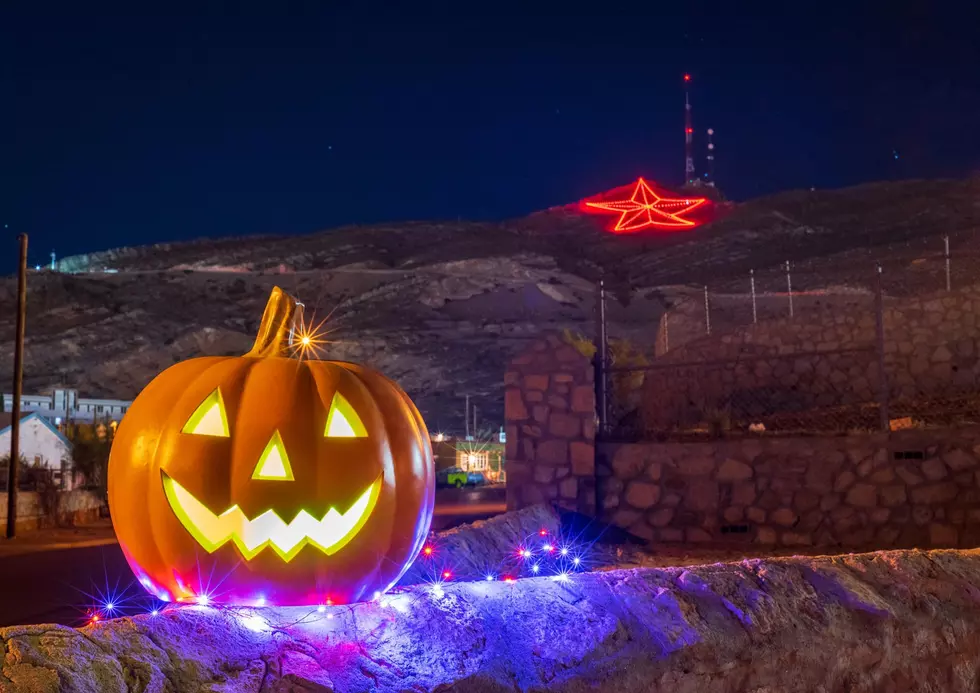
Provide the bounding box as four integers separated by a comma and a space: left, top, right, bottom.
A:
1, 177, 977, 431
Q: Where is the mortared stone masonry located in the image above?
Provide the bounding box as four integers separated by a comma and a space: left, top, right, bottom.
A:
506, 331, 980, 550
504, 334, 596, 515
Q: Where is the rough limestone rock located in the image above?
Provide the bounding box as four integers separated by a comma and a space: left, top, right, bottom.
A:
5, 548, 980, 691
398, 504, 561, 587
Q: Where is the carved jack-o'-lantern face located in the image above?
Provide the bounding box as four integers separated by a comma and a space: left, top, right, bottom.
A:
163, 385, 383, 562
108, 288, 435, 606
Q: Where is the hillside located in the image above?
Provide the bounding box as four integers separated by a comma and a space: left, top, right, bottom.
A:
1, 177, 977, 431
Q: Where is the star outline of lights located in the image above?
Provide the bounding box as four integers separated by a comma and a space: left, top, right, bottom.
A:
583, 177, 707, 232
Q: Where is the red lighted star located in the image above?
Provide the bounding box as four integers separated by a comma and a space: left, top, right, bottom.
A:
584, 178, 707, 232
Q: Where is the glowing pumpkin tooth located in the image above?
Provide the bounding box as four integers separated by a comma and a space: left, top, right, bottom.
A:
162, 471, 382, 561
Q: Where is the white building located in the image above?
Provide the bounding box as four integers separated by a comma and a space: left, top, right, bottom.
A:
2, 388, 132, 424
458, 450, 490, 472
0, 413, 77, 490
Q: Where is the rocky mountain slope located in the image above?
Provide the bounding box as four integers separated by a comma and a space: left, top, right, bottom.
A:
1, 177, 977, 431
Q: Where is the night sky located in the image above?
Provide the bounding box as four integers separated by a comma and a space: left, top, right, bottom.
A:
3, 2, 979, 270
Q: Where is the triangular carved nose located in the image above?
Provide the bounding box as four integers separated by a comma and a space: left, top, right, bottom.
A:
252, 430, 294, 481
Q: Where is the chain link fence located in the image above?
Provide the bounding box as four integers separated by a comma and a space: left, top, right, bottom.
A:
600, 229, 980, 440
0, 456, 77, 492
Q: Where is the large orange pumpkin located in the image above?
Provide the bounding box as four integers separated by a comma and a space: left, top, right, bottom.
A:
108, 287, 434, 606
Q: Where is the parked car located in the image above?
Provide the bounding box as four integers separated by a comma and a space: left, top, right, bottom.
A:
436, 466, 486, 488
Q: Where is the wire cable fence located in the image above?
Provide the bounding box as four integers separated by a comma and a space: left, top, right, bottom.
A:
600, 230, 980, 441
0, 457, 77, 492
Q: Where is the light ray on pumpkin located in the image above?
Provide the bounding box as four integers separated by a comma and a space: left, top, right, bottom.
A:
162, 472, 383, 562
289, 313, 335, 361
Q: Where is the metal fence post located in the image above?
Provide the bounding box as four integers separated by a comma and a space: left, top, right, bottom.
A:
785, 260, 794, 318
944, 234, 951, 292
595, 280, 608, 438
703, 285, 711, 335
874, 263, 890, 432
750, 269, 758, 324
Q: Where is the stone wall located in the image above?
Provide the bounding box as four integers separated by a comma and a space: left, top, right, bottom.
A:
10, 549, 980, 691
504, 334, 596, 515
643, 283, 980, 430
0, 489, 104, 531
598, 426, 980, 549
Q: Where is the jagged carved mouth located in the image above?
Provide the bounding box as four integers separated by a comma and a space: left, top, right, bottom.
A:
162, 471, 383, 562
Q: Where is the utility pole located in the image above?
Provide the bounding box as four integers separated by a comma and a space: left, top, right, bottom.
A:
464, 394, 470, 440
472, 404, 478, 439
7, 234, 28, 539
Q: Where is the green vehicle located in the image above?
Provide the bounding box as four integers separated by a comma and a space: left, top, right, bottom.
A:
437, 466, 486, 489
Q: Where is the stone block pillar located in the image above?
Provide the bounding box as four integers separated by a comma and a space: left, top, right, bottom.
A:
504, 333, 596, 515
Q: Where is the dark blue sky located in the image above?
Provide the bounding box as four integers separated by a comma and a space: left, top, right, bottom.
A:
3, 2, 979, 268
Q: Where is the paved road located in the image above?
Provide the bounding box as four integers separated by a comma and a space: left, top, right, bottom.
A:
0, 486, 506, 627
433, 485, 506, 524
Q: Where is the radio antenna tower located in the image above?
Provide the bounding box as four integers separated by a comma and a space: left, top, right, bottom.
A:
705, 128, 716, 187
683, 74, 695, 185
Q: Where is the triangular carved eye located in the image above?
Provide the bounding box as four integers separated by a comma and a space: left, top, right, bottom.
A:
182, 389, 229, 437
252, 431, 294, 481
324, 393, 367, 438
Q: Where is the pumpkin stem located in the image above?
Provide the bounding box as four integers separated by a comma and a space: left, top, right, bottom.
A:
247, 286, 306, 358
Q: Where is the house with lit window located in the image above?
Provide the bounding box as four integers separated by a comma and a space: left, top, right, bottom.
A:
2, 388, 132, 425
0, 413, 76, 490
429, 435, 506, 483
454, 440, 505, 482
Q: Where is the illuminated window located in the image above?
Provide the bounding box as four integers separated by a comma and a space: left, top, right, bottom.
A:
182, 389, 230, 437
457, 450, 489, 472
324, 393, 367, 438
